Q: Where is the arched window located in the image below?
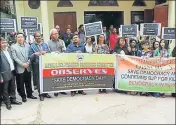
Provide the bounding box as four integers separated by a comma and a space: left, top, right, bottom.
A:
132, 0, 146, 6
28, 0, 40, 9
88, 0, 118, 6
57, 0, 73, 7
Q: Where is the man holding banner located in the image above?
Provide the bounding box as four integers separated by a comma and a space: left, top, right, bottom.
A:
29, 32, 52, 101
66, 34, 87, 96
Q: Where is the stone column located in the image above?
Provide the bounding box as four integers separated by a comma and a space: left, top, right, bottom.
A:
168, 0, 176, 52
41, 1, 50, 42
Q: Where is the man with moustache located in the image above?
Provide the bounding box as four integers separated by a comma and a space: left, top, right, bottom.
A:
11, 33, 37, 102
47, 28, 67, 96
66, 34, 87, 97
0, 37, 22, 110
29, 32, 52, 101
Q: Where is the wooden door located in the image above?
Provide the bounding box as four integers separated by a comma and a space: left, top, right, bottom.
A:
54, 12, 77, 33
154, 5, 168, 27
144, 9, 154, 23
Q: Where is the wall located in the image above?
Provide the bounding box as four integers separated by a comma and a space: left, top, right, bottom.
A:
15, 1, 41, 32
15, 0, 155, 32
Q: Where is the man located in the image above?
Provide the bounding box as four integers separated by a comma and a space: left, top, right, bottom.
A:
103, 26, 110, 45
0, 37, 22, 110
78, 24, 86, 44
11, 33, 37, 102
66, 34, 87, 96
48, 28, 67, 96
55, 25, 63, 40
109, 25, 114, 34
109, 28, 119, 53
7, 32, 16, 46
63, 28, 73, 47
29, 32, 51, 101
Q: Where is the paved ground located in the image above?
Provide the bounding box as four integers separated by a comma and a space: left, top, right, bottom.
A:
0, 90, 175, 124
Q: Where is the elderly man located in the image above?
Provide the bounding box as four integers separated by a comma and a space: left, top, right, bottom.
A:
66, 34, 87, 97
47, 28, 67, 96
11, 33, 37, 102
0, 37, 22, 110
29, 32, 52, 101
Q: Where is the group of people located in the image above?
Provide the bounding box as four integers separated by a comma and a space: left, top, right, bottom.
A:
0, 24, 175, 111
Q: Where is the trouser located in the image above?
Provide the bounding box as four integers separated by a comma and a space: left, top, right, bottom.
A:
3, 72, 16, 104
32, 64, 37, 87
16, 69, 33, 98
0, 83, 3, 106
32, 63, 45, 96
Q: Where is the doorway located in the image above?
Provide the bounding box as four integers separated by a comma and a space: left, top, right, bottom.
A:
84, 11, 124, 32
54, 12, 77, 33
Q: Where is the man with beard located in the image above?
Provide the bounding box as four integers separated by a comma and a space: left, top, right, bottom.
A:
66, 34, 87, 96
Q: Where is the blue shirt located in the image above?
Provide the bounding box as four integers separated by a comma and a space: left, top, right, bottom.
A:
66, 43, 86, 53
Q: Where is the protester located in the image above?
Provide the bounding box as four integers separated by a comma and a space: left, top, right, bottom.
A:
113, 37, 129, 55
129, 39, 142, 56
48, 28, 67, 96
85, 37, 96, 53
11, 33, 37, 102
171, 46, 176, 97
95, 35, 110, 93
151, 41, 160, 56
55, 25, 63, 40
78, 24, 86, 44
7, 32, 16, 46
103, 26, 109, 45
109, 28, 119, 53
0, 37, 22, 110
140, 40, 153, 96
109, 25, 114, 34
66, 34, 87, 96
29, 32, 52, 101
63, 28, 73, 47
48, 28, 66, 53
154, 39, 170, 98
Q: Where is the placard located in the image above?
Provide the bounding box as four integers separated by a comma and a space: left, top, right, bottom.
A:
162, 27, 176, 40
120, 24, 138, 37
0, 18, 16, 33
140, 23, 161, 36
84, 21, 103, 37
27, 23, 41, 35
21, 16, 38, 29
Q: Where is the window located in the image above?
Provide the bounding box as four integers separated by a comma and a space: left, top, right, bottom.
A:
57, 0, 73, 7
131, 11, 144, 26
132, 0, 146, 6
88, 0, 118, 6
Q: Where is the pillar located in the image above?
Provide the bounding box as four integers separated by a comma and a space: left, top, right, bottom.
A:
168, 0, 176, 52
41, 1, 50, 41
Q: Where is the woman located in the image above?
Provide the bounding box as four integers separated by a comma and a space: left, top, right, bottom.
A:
113, 37, 129, 55
96, 35, 110, 93
85, 37, 96, 53
151, 41, 160, 56
154, 39, 170, 98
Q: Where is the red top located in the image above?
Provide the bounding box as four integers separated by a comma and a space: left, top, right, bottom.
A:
109, 33, 119, 51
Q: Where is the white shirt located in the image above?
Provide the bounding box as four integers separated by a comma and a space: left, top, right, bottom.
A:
3, 50, 15, 71
85, 44, 93, 53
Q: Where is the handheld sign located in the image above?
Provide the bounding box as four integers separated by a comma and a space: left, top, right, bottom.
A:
120, 24, 138, 37
27, 23, 41, 35
0, 18, 16, 33
140, 23, 161, 36
162, 27, 176, 40
21, 17, 38, 29
84, 21, 103, 37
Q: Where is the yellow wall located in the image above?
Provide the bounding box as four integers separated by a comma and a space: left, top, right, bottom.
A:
15, 1, 155, 32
